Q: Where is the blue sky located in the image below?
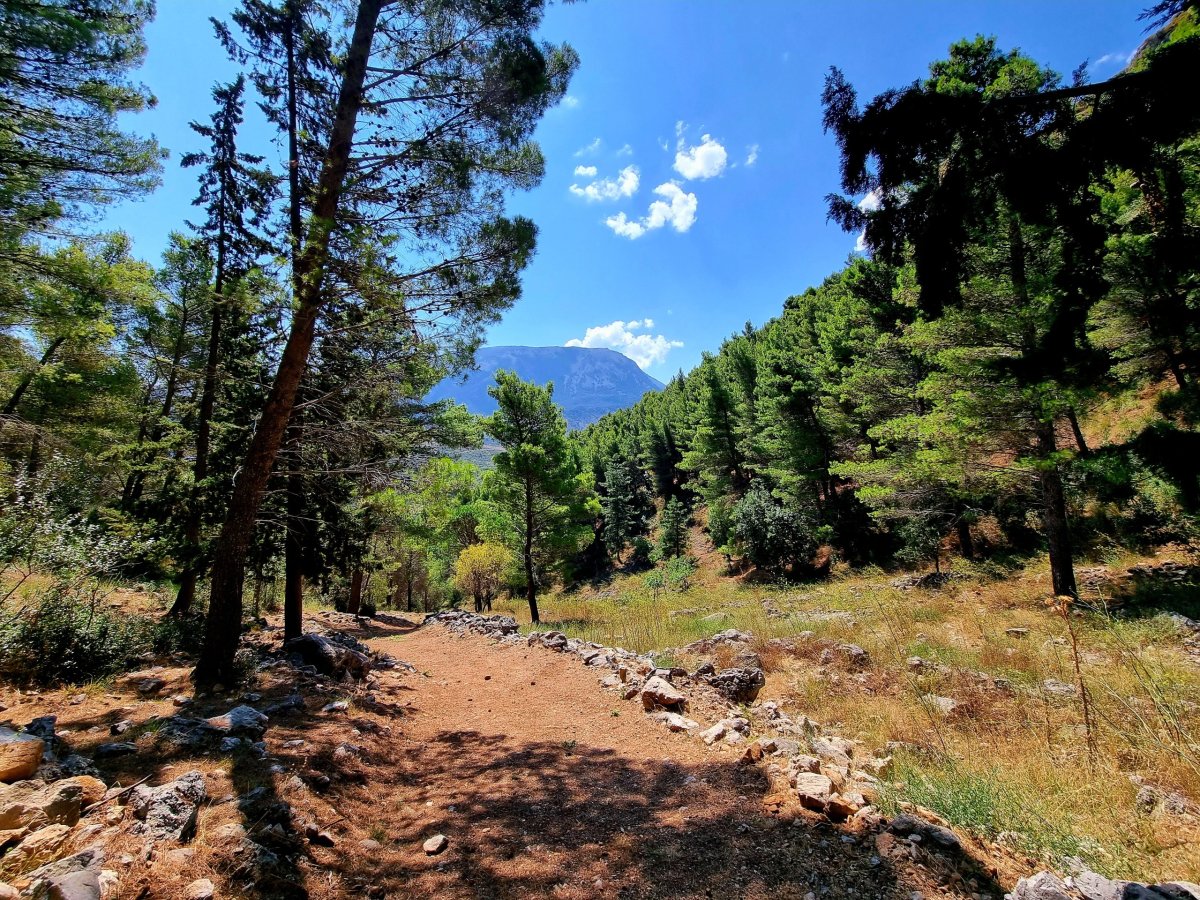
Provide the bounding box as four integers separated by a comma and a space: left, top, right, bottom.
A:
101, 1, 1148, 381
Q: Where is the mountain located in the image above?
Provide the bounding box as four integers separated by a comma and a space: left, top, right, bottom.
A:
428, 346, 665, 428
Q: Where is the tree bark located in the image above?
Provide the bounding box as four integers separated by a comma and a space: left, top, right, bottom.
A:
193, 0, 383, 686
1036, 420, 1078, 598
0, 336, 65, 432
524, 477, 539, 623
955, 516, 975, 560
348, 568, 363, 615
1066, 408, 1090, 457
283, 419, 304, 641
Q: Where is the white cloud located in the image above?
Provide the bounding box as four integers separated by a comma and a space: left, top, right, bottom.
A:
617, 143, 634, 157
745, 144, 759, 166
574, 137, 602, 157
565, 319, 683, 369
604, 181, 698, 240
562, 94, 580, 109
673, 128, 728, 180
1092, 49, 1134, 71
573, 164, 597, 177
569, 165, 640, 202
858, 189, 881, 212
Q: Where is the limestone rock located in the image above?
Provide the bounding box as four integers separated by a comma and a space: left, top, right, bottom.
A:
4, 823, 73, 871
810, 736, 854, 766
206, 705, 268, 739
640, 676, 685, 711
128, 771, 206, 842
705, 668, 766, 704
792, 772, 834, 811
423, 833, 448, 855
647, 711, 698, 732
0, 729, 45, 782
184, 878, 215, 900
0, 779, 83, 831
1010, 872, 1073, 900
699, 723, 727, 745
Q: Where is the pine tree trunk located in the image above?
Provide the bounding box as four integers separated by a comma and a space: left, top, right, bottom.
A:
1036, 420, 1078, 598
0, 336, 65, 432
283, 420, 304, 641
955, 517, 975, 560
524, 479, 539, 623
193, 0, 382, 687
348, 568, 363, 615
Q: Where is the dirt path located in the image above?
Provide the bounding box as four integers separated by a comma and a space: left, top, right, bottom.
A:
297, 624, 1003, 900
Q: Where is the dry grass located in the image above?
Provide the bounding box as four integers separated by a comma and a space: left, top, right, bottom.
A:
493, 544, 1200, 882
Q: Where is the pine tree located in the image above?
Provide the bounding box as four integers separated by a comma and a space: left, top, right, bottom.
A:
483, 372, 597, 623
600, 452, 651, 562
171, 76, 277, 617
657, 496, 688, 560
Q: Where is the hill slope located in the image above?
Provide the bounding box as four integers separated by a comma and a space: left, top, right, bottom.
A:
428, 345, 664, 428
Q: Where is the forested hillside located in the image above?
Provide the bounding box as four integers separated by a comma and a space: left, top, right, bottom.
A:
582, 15, 1200, 598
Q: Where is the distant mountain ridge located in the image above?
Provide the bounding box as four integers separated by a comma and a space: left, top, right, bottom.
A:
428, 346, 664, 428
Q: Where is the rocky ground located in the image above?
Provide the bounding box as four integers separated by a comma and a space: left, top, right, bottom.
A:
0, 609, 1196, 899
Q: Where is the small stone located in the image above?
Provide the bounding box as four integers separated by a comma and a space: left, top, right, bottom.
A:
647, 711, 698, 732
699, 723, 727, 745
95, 742, 137, 759
359, 838, 382, 851
184, 878, 215, 900
423, 833, 449, 855
321, 701, 350, 714
109, 720, 133, 736
1010, 871, 1073, 900
136, 677, 167, 696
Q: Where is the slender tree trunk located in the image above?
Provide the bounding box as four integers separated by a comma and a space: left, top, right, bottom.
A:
171, 185, 230, 617
955, 516, 975, 560
283, 420, 304, 641
1035, 420, 1078, 598
1066, 408, 1090, 457
194, 0, 382, 686
348, 568, 363, 615
282, 5, 309, 644
0, 336, 65, 432
524, 478, 539, 623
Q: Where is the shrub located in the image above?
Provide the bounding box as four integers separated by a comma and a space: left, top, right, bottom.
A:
665, 555, 696, 591
731, 484, 820, 574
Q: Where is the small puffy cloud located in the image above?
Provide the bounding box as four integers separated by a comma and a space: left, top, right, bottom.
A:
1092, 49, 1134, 72
562, 94, 580, 108
566, 319, 683, 369
617, 143, 634, 157
673, 129, 728, 180
574, 137, 602, 157
573, 164, 598, 177
570, 165, 640, 202
745, 144, 759, 166
858, 189, 881, 212
604, 181, 698, 240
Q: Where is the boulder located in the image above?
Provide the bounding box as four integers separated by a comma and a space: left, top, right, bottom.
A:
888, 812, 960, 850
640, 676, 686, 711
923, 695, 960, 717
128, 771, 206, 842
3, 822, 73, 871
699, 723, 727, 745
284, 633, 371, 680
647, 711, 698, 732
41, 868, 101, 900
0, 779, 84, 831
1010, 872, 1073, 900
1153, 885, 1200, 900
206, 705, 268, 739
792, 772, 834, 811
423, 834, 449, 855
705, 668, 766, 704
1074, 872, 1168, 900
0, 729, 45, 782
810, 736, 854, 766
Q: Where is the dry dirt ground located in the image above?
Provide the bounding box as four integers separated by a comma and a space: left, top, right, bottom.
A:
2, 615, 1013, 899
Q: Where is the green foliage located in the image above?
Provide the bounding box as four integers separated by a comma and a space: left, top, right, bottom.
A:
731, 484, 823, 575
484, 371, 598, 614
656, 496, 688, 559
664, 555, 696, 591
